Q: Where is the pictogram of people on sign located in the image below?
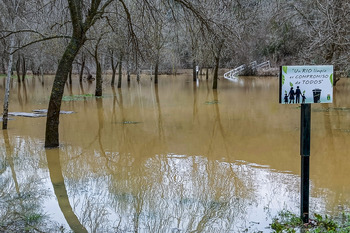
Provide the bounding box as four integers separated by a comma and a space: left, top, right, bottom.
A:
295, 86, 302, 103
285, 86, 306, 104
288, 87, 295, 104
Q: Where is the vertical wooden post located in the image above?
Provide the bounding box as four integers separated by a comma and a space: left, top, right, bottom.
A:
300, 103, 311, 223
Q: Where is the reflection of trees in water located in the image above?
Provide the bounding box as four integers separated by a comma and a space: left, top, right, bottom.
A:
205, 90, 229, 157
193, 81, 199, 121
0, 129, 340, 232
46, 148, 88, 233
0, 133, 62, 232
47, 79, 304, 232
53, 133, 261, 231
154, 84, 164, 140
101, 155, 259, 232
3, 77, 350, 231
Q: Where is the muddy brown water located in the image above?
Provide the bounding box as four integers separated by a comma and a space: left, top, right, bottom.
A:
0, 74, 349, 232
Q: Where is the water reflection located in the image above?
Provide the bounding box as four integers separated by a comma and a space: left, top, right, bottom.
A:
154, 84, 164, 140
0, 131, 62, 232
0, 75, 349, 232
46, 148, 88, 233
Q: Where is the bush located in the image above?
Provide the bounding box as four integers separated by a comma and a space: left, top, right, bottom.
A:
271, 210, 350, 233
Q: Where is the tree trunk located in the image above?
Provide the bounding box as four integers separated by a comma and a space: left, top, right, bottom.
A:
127, 56, 131, 83
45, 38, 83, 147
127, 69, 131, 83
21, 56, 26, 82
16, 56, 21, 83
137, 70, 140, 82
2, 36, 15, 130
95, 59, 102, 96
206, 67, 209, 80
212, 40, 224, 90
111, 54, 116, 86
68, 67, 73, 85
1, 58, 6, 74
79, 53, 85, 83
213, 57, 219, 90
154, 61, 159, 84
192, 59, 196, 82
30, 60, 36, 77
40, 66, 44, 85
117, 54, 123, 88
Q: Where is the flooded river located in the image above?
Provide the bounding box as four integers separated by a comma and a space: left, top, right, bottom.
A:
0, 74, 349, 232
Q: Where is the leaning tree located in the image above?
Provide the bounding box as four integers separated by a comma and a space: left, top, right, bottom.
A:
45, 0, 113, 147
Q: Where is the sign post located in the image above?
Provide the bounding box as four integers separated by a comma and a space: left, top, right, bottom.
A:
279, 65, 333, 223
300, 103, 311, 222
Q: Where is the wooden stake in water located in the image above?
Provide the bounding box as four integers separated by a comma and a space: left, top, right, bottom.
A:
300, 103, 311, 223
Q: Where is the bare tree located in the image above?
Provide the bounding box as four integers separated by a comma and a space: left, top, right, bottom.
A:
45, 0, 113, 147
1, 0, 23, 129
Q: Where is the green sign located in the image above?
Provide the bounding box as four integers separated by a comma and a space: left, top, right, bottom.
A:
279, 65, 333, 104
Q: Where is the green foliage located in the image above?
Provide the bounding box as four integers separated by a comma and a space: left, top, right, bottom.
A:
271, 210, 302, 233
0, 74, 16, 79
25, 213, 43, 224
282, 74, 285, 85
289, 82, 293, 87
283, 66, 288, 74
271, 210, 350, 233
330, 74, 333, 85
312, 214, 339, 232
62, 94, 95, 101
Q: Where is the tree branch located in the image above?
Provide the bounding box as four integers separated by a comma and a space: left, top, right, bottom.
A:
11, 36, 71, 54
0, 29, 45, 40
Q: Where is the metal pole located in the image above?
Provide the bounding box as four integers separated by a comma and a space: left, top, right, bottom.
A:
300, 103, 311, 223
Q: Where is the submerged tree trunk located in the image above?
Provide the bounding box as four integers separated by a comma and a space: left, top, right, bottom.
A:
79, 53, 85, 83
137, 70, 140, 82
127, 66, 130, 83
1, 58, 6, 74
110, 52, 118, 86
68, 66, 73, 85
206, 67, 209, 80
45, 38, 83, 147
93, 37, 103, 96
117, 54, 123, 88
192, 59, 196, 82
154, 61, 159, 84
212, 40, 224, 90
40, 66, 44, 85
16, 56, 21, 83
30, 60, 36, 77
212, 57, 219, 89
127, 70, 131, 82
95, 59, 102, 96
126, 54, 131, 83
111, 59, 116, 85
21, 56, 26, 82
2, 36, 15, 130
